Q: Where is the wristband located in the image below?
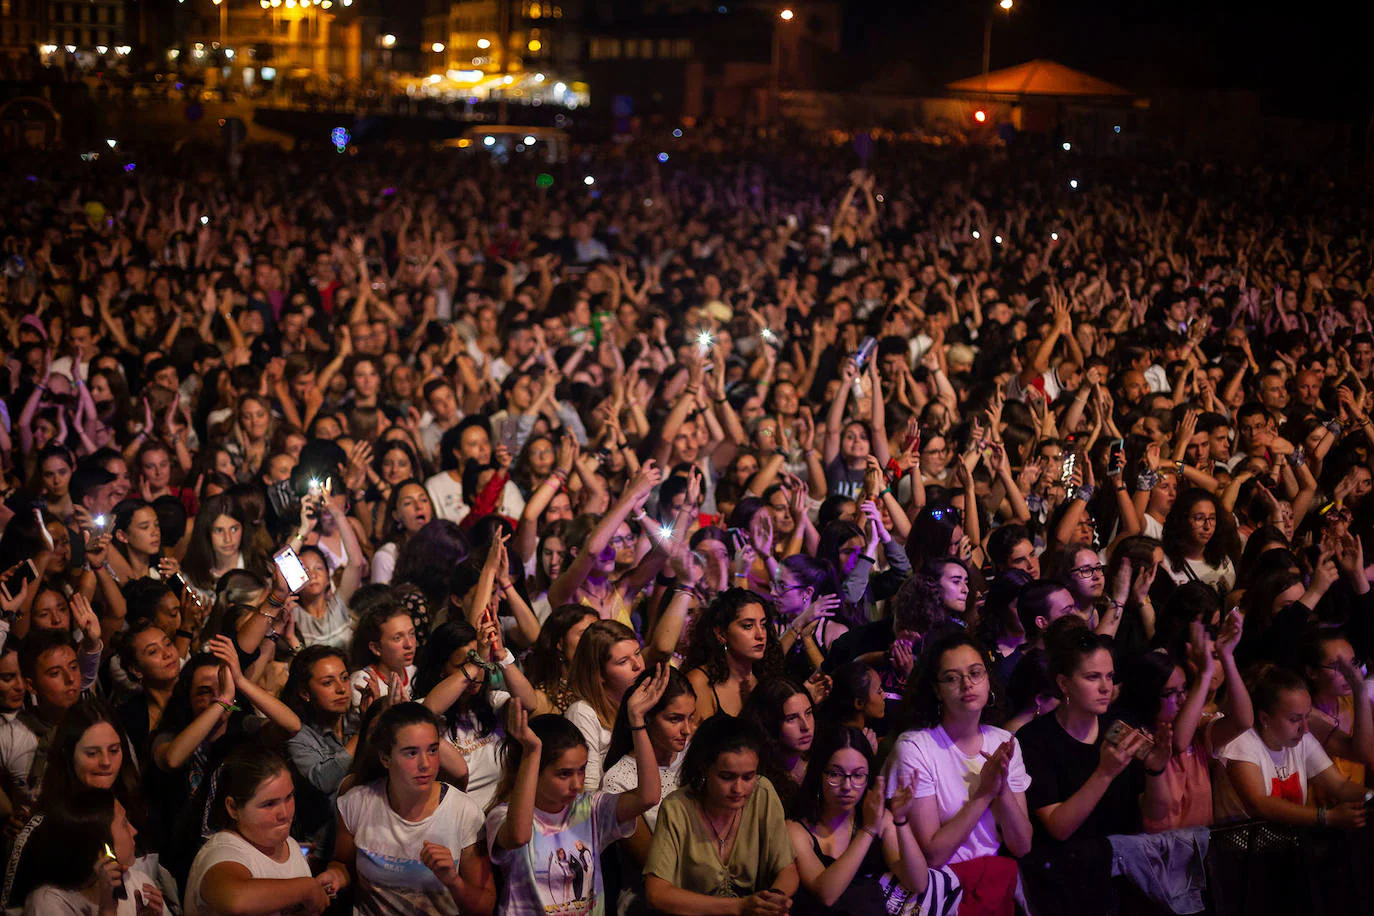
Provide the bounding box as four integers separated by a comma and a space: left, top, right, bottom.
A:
1287, 447, 1306, 469
1174, 459, 1185, 476
216, 700, 241, 714
862, 825, 881, 839
1144, 764, 1167, 777
1136, 469, 1159, 491
630, 724, 648, 731
175, 629, 194, 640
892, 819, 909, 827
497, 649, 517, 668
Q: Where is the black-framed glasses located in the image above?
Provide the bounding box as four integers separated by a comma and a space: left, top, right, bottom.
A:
822, 769, 869, 787
1188, 514, 1217, 527
1072, 564, 1106, 579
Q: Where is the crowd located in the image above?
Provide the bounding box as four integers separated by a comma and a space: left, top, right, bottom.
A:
0, 131, 1372, 916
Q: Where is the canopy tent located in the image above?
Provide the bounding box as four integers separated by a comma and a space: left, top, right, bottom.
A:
947, 59, 1133, 100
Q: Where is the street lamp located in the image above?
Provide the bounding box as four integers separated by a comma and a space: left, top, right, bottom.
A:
432, 42, 445, 52
983, 0, 1013, 106
771, 8, 793, 122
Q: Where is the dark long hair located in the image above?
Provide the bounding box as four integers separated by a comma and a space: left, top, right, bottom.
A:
817, 660, 878, 726
740, 677, 813, 803
492, 714, 587, 810
682, 588, 785, 686
416, 620, 500, 739
284, 645, 350, 720
894, 630, 1000, 734
21, 788, 117, 891
1162, 488, 1240, 574
393, 519, 470, 615
353, 702, 443, 786
603, 667, 694, 774
349, 588, 414, 671
523, 605, 598, 712
1114, 650, 1180, 730
37, 698, 141, 816
183, 493, 261, 589
788, 726, 875, 825
679, 714, 764, 797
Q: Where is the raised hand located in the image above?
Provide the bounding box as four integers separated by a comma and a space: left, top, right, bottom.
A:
507, 699, 541, 753
626, 663, 671, 726
804, 670, 833, 704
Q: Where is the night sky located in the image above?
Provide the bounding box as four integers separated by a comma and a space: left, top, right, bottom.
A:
845, 0, 1372, 122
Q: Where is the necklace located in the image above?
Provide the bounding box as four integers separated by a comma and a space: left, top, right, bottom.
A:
703, 806, 740, 858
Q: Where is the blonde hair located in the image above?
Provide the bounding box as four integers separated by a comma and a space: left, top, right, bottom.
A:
567, 619, 638, 728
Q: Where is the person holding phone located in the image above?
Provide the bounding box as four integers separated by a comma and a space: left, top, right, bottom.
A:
1016, 620, 1173, 914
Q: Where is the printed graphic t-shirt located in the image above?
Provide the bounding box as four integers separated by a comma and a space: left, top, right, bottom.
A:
486, 791, 636, 916
337, 779, 484, 915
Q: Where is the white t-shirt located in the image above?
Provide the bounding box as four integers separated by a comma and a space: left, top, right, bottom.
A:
184, 831, 312, 916
1214, 729, 1334, 822
425, 471, 527, 525
486, 791, 637, 916
565, 701, 612, 791
371, 542, 399, 585
601, 749, 684, 830
0, 711, 38, 802
1162, 554, 1236, 593
350, 664, 418, 712
882, 725, 1031, 864
337, 779, 485, 916
442, 690, 510, 812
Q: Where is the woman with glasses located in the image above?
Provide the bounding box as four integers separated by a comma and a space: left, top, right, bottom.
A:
787, 726, 960, 916
885, 632, 1031, 915
1159, 489, 1239, 595
1300, 631, 1374, 797
1052, 546, 1110, 628
1115, 611, 1252, 832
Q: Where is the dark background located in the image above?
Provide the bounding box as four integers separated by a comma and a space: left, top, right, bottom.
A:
843, 0, 1371, 120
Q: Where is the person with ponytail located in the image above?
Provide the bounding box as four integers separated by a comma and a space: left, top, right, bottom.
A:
487, 669, 669, 916
326, 702, 496, 915
184, 745, 329, 915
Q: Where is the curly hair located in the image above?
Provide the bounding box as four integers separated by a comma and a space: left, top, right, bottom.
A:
1161, 488, 1240, 577
893, 630, 1001, 734
888, 571, 949, 639
682, 588, 785, 687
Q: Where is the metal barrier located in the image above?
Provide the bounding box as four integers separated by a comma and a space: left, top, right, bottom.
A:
1206, 820, 1371, 916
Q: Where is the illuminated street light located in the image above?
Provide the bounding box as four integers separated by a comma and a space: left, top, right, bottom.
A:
96, 45, 108, 54
523, 135, 536, 144
1062, 141, 1071, 151
432, 42, 445, 52
477, 38, 491, 49
382, 34, 397, 48
779, 7, 793, 19
999, 0, 1013, 9
584, 176, 595, 185
483, 136, 496, 146
974, 109, 987, 123
528, 38, 542, 51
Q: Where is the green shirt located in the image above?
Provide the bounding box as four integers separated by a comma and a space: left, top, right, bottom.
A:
644, 778, 795, 898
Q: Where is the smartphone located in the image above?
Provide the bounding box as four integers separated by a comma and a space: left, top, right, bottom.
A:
1108, 438, 1126, 474
1104, 720, 1154, 760
0, 560, 38, 603
273, 546, 310, 594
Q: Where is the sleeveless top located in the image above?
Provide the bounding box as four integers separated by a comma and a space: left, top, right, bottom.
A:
794, 821, 962, 916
